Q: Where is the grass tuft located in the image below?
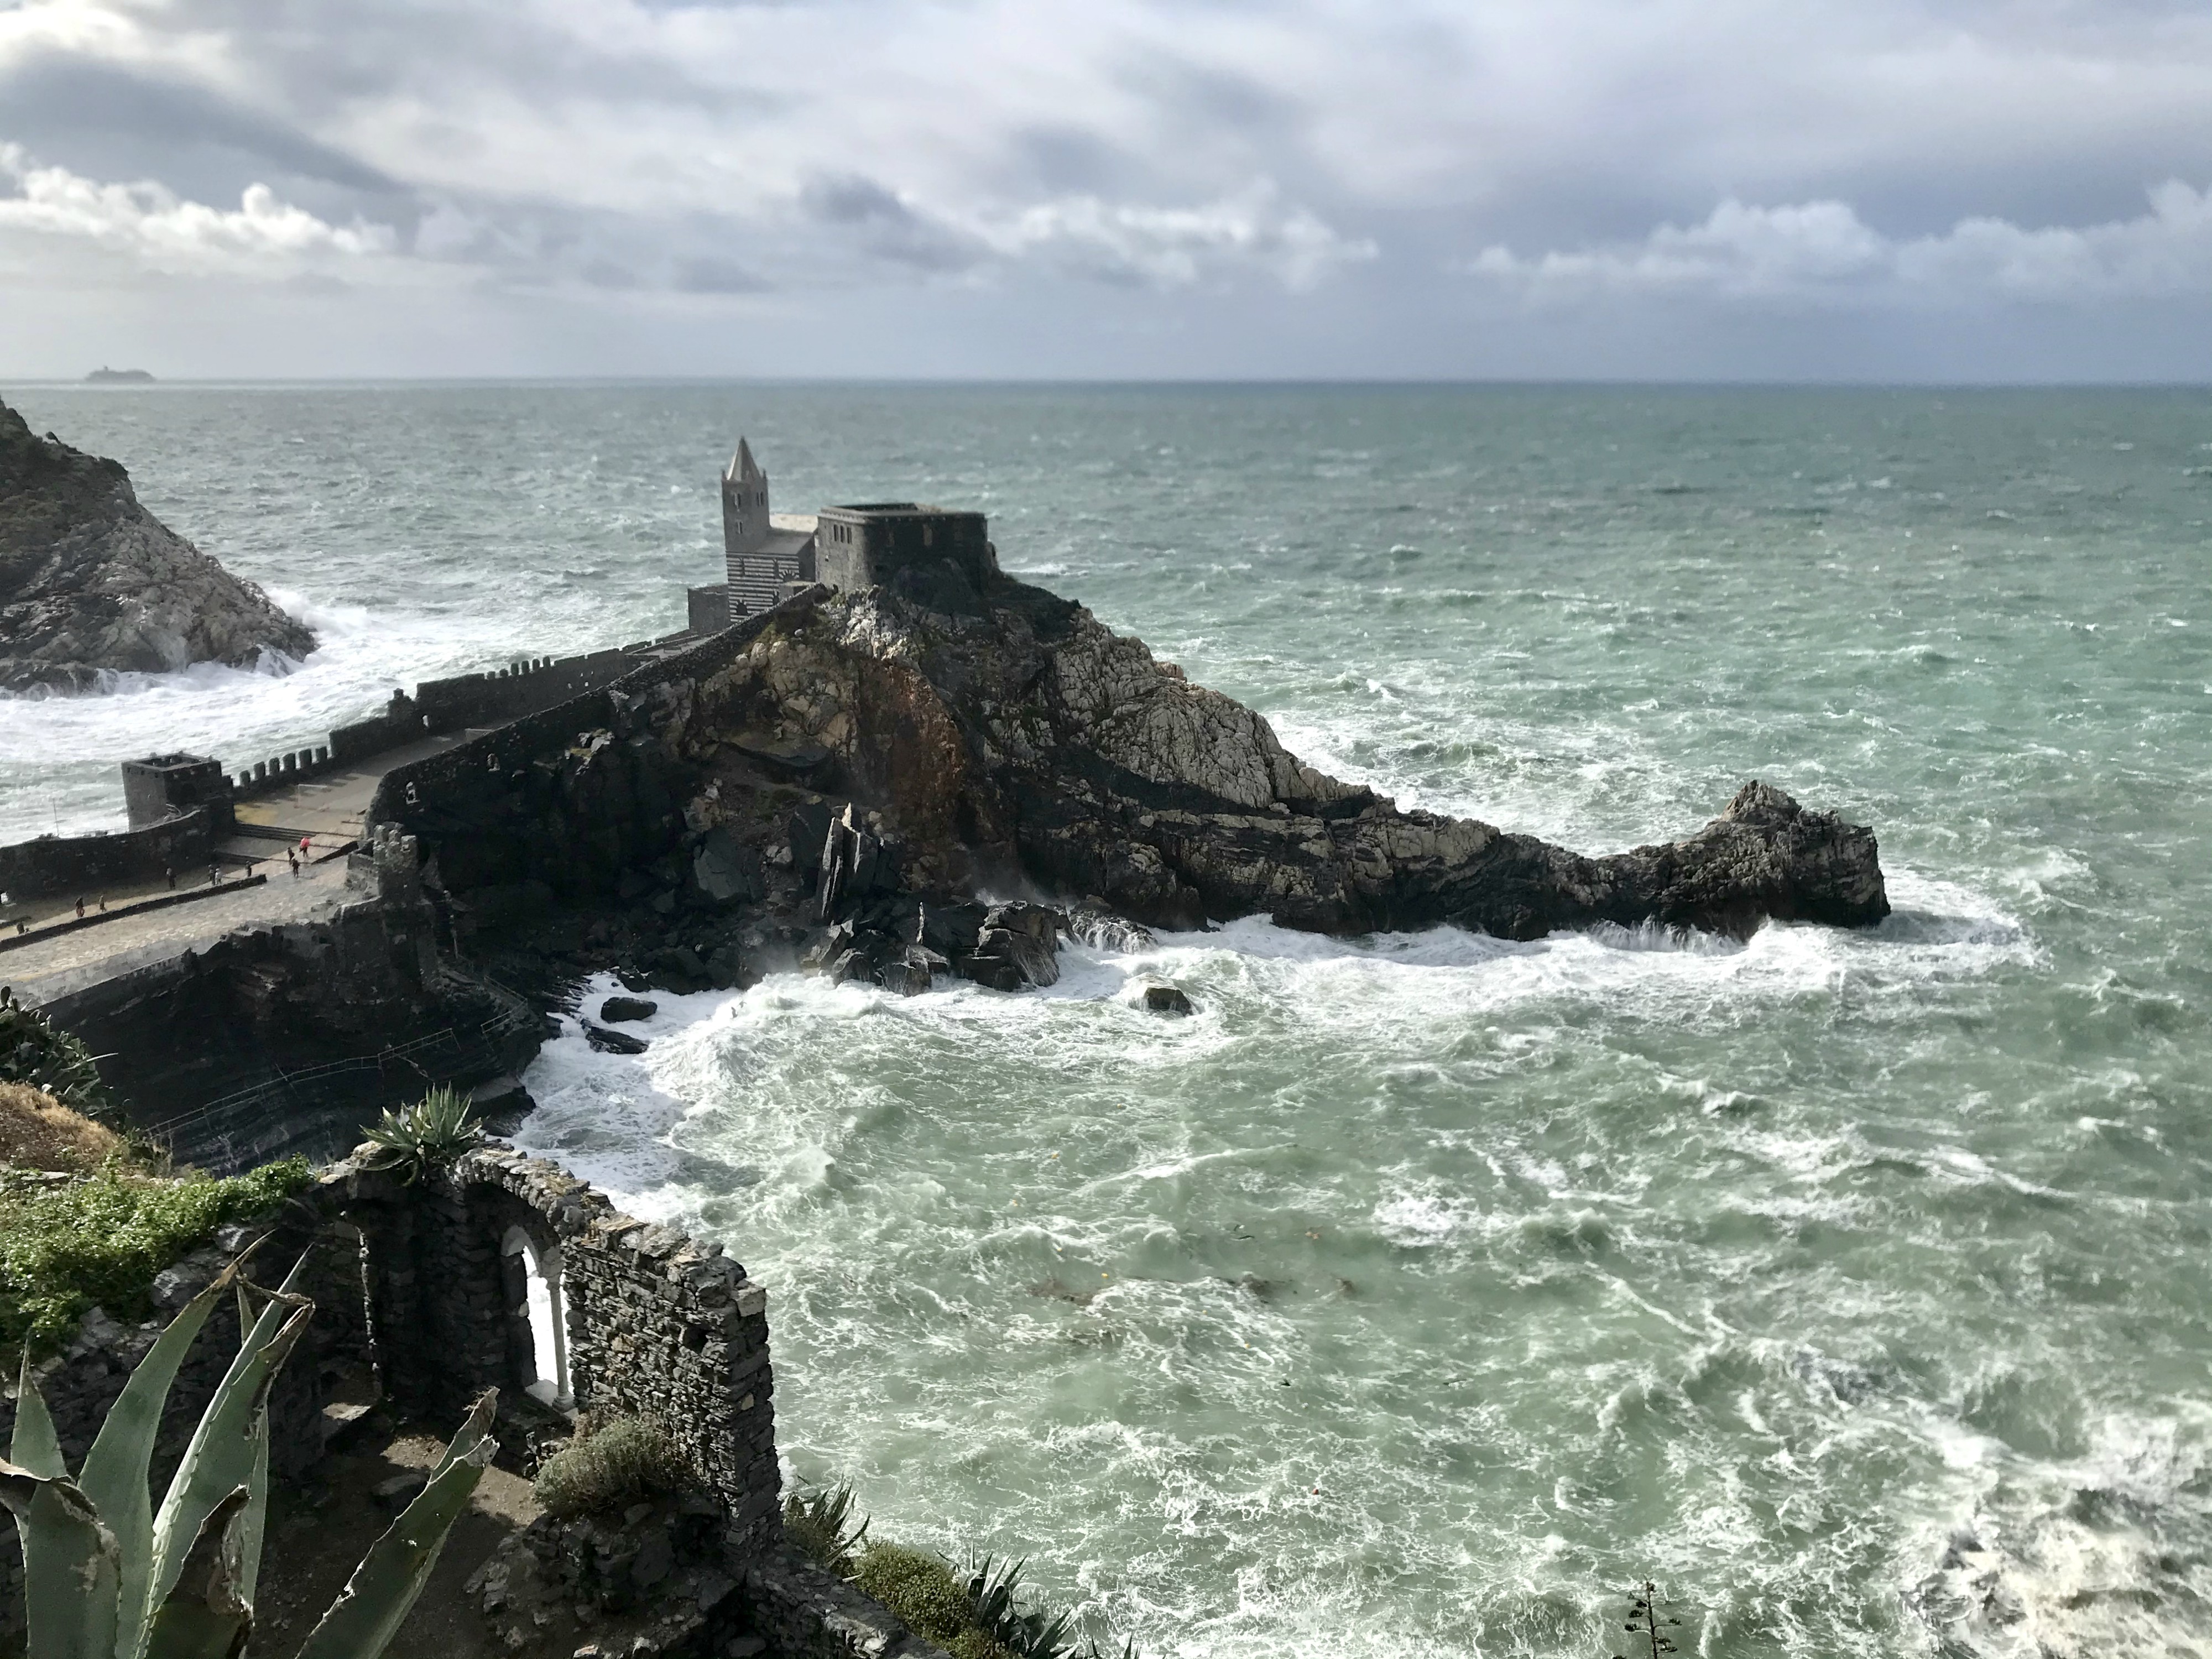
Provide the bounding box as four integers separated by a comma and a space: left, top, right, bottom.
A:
853, 1542, 975, 1644
533, 1414, 691, 1518
0, 1083, 126, 1172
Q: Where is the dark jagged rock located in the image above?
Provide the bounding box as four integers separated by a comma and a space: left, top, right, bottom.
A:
1142, 984, 1196, 1015
0, 397, 316, 690
670, 578, 1887, 943
970, 900, 1061, 988
582, 1020, 649, 1054
598, 995, 658, 1024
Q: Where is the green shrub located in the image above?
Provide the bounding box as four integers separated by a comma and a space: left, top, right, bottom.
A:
854, 1542, 975, 1644
361, 1084, 483, 1183
0, 1156, 312, 1353
949, 1631, 1020, 1659
785, 1481, 869, 1577
533, 1414, 691, 1518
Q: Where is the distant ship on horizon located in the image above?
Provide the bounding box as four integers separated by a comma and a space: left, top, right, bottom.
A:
84, 367, 155, 384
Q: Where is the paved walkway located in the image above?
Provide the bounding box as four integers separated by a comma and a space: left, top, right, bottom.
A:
3, 728, 484, 1008
3, 858, 354, 1006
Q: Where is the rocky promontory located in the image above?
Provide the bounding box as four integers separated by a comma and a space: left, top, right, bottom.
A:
412, 561, 1887, 1008
656, 573, 1891, 944
0, 398, 316, 691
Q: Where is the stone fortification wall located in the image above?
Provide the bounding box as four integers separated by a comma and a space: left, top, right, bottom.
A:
232, 644, 650, 801
365, 586, 826, 898
32, 873, 536, 1173
1, 612, 707, 889
0, 804, 216, 900
813, 507, 990, 598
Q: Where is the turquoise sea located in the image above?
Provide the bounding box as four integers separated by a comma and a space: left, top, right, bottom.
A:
4, 383, 2211, 1656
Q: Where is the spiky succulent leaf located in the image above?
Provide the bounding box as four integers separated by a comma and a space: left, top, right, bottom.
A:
12, 1347, 66, 1479
358, 1088, 482, 1183
142, 1256, 312, 1655
140, 1485, 252, 1659
0, 1459, 122, 1659
425, 1390, 497, 1483
290, 1418, 498, 1659
234, 1408, 270, 1616
79, 1251, 252, 1659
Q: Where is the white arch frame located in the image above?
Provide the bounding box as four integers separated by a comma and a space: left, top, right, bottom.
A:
502, 1225, 572, 1408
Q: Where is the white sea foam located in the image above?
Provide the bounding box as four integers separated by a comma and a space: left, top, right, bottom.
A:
19, 383, 2211, 1658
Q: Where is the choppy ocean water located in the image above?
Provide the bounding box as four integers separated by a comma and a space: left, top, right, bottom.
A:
4, 382, 2211, 1657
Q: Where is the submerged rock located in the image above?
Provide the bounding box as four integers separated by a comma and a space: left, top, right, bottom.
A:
1141, 984, 1195, 1015
0, 397, 316, 690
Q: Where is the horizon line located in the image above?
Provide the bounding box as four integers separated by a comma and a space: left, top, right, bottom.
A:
8, 373, 2212, 392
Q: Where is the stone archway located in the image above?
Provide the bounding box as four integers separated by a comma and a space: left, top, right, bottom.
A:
501, 1224, 571, 1407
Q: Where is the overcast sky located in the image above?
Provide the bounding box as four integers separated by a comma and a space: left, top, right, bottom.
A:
4, 0, 2212, 380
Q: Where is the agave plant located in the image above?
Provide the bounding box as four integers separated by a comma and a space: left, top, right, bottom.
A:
359, 1086, 483, 1183
0, 1244, 497, 1659
962, 1556, 1082, 1659
0, 993, 111, 1113
783, 1481, 869, 1577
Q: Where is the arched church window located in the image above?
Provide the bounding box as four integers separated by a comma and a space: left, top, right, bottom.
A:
502, 1225, 572, 1407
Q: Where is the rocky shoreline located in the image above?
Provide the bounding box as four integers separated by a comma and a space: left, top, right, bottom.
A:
395, 566, 1886, 1020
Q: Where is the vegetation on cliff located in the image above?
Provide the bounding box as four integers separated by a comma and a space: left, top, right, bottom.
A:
531, 1413, 690, 1519
0, 1156, 311, 1352
0, 1083, 125, 1171
789, 1483, 1139, 1659
0, 992, 112, 1115
358, 1085, 483, 1183
4, 1250, 494, 1659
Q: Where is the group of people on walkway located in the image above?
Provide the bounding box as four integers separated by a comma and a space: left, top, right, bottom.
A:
6, 833, 325, 945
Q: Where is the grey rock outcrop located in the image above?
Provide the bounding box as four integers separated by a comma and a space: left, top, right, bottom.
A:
683, 575, 1889, 941
0, 398, 316, 691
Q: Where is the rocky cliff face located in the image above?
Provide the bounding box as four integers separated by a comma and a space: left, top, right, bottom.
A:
0, 398, 316, 691
669, 571, 1888, 941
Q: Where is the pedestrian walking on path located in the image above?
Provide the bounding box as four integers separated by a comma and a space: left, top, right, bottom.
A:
164, 864, 175, 890
208, 860, 221, 886
73, 896, 84, 918
287, 849, 299, 879
299, 833, 313, 860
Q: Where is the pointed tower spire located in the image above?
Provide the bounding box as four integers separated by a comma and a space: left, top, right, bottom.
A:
722, 435, 769, 556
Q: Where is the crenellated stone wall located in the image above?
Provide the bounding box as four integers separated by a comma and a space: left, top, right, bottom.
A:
0, 805, 218, 901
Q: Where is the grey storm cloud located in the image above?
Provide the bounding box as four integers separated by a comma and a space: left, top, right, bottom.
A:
3, 0, 2212, 377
